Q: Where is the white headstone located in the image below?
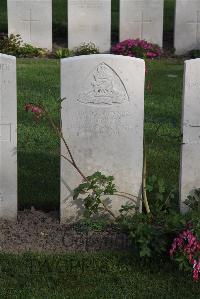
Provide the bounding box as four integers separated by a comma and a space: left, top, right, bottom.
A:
0, 54, 17, 221
61, 54, 145, 223
120, 0, 164, 47
68, 0, 111, 53
180, 59, 200, 212
7, 0, 52, 51
175, 0, 200, 55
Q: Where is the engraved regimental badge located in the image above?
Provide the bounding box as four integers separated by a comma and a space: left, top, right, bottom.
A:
77, 63, 129, 105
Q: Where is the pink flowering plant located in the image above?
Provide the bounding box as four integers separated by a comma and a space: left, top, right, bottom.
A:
170, 189, 200, 282
170, 227, 200, 282
111, 39, 162, 59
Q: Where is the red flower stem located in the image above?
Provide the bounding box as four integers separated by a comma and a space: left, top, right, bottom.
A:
41, 106, 87, 181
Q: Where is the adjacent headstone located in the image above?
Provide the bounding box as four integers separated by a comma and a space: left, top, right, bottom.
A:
120, 0, 164, 47
7, 0, 52, 51
0, 54, 17, 221
180, 59, 200, 213
68, 0, 111, 53
61, 54, 145, 223
175, 0, 200, 55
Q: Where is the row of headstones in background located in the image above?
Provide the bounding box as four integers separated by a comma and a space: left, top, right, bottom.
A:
68, 0, 164, 50
6, 0, 200, 54
0, 52, 199, 222
7, 0, 200, 55
6, 0, 164, 52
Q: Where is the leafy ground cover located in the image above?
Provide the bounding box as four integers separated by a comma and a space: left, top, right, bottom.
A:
0, 252, 200, 298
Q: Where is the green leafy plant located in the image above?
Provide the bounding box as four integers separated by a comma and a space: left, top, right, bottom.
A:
146, 175, 176, 213
0, 34, 48, 57
189, 49, 200, 59
184, 189, 200, 212
0, 33, 22, 55
73, 171, 117, 218
54, 48, 74, 59
74, 42, 99, 56
18, 43, 47, 58
119, 210, 185, 259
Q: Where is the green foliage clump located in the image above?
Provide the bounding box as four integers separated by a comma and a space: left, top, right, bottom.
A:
54, 47, 74, 59
73, 171, 117, 218
189, 49, 200, 59
0, 34, 48, 57
0, 33, 21, 55
119, 211, 185, 259
74, 42, 99, 56
185, 189, 200, 212
73, 170, 184, 260
146, 175, 177, 213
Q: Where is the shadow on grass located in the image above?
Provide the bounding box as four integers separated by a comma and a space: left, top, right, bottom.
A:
18, 151, 60, 211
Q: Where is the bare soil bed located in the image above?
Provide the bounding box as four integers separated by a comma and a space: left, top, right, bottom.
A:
0, 209, 131, 253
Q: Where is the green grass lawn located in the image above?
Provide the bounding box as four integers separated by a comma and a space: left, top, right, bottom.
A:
18, 59, 60, 211
17, 57, 183, 211
0, 252, 199, 298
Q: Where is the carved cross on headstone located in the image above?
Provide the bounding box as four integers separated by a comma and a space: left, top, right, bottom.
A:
187, 10, 200, 44
129, 11, 152, 39
21, 9, 40, 42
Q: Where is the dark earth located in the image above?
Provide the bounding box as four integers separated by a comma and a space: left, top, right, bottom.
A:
0, 208, 132, 253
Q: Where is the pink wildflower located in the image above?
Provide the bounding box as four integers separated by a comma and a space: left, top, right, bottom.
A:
170, 228, 200, 282
25, 103, 44, 120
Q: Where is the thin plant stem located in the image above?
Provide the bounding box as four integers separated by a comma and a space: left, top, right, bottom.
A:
142, 139, 151, 214
101, 201, 117, 220
42, 106, 87, 181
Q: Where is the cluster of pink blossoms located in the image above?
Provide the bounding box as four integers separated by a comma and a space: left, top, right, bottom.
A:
170, 229, 200, 281
25, 103, 44, 120
111, 39, 162, 59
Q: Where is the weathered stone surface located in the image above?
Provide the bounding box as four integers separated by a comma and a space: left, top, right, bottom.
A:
0, 54, 17, 221
120, 0, 164, 47
175, 0, 200, 55
61, 54, 145, 223
180, 59, 200, 213
68, 0, 111, 53
7, 0, 52, 51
